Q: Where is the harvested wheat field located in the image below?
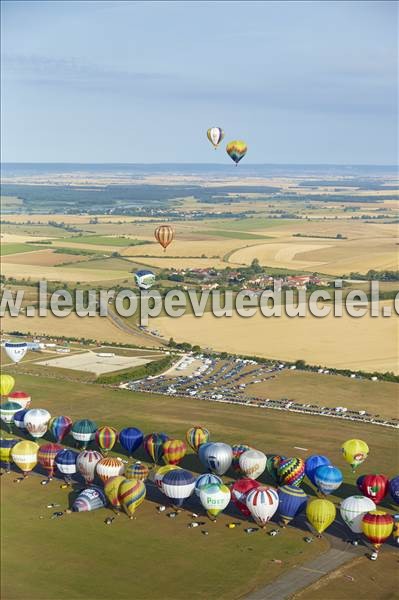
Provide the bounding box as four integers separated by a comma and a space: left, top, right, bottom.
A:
155, 302, 399, 373
2, 249, 87, 267
0, 262, 129, 283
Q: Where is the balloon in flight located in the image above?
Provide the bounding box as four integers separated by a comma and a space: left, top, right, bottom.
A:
13, 409, 28, 432
226, 140, 247, 165
0, 401, 22, 431
341, 439, 369, 472
154, 225, 174, 251
389, 476, 399, 505
340, 495, 376, 534
4, 342, 27, 364
144, 432, 169, 464
266, 455, 285, 483
207, 127, 224, 149
153, 464, 181, 488
55, 449, 79, 480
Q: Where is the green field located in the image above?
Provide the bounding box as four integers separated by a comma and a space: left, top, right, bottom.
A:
200, 230, 272, 240
204, 218, 296, 231
1, 373, 398, 600
0, 243, 38, 256
65, 235, 151, 247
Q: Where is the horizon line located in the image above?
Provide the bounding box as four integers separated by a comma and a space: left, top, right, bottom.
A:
1, 161, 398, 168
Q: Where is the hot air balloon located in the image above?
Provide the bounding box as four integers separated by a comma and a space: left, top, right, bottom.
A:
200, 483, 231, 519
72, 486, 107, 512
266, 455, 285, 483
119, 427, 143, 457
144, 432, 169, 464
71, 419, 97, 449
119, 478, 146, 518
246, 486, 279, 527
0, 438, 18, 472
0, 401, 22, 432
226, 140, 247, 165
278, 457, 305, 487
24, 408, 51, 440
4, 341, 28, 364
8, 391, 31, 409
126, 462, 149, 481
11, 440, 39, 476
357, 474, 389, 504
13, 409, 28, 432
153, 464, 181, 489
239, 449, 267, 480
163, 439, 187, 465
134, 270, 156, 290
341, 439, 369, 472
76, 450, 103, 484
198, 442, 232, 475
186, 426, 210, 453
38, 443, 63, 479
306, 498, 336, 535
207, 127, 224, 149
277, 485, 307, 526
96, 456, 125, 484
49, 416, 73, 443
161, 468, 196, 507
0, 374, 15, 397
340, 495, 376, 534
314, 465, 343, 496
389, 476, 399, 505
154, 225, 174, 251
104, 475, 125, 510
361, 510, 394, 551
231, 444, 252, 472
55, 448, 79, 483
305, 455, 331, 486
96, 426, 118, 455
230, 478, 261, 517
195, 473, 223, 497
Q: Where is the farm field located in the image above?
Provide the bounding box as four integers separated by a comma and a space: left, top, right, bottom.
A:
246, 371, 398, 420
155, 303, 399, 374
1, 373, 398, 600
36, 350, 157, 375
0, 243, 39, 256
2, 249, 88, 266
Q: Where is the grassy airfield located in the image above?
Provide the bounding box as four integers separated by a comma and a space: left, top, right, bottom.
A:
1, 373, 398, 600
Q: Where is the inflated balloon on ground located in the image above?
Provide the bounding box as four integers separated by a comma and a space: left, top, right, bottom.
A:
340, 495, 376, 533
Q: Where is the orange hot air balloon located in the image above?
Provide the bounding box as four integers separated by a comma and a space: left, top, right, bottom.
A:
361, 510, 394, 551
154, 225, 174, 251
163, 439, 187, 465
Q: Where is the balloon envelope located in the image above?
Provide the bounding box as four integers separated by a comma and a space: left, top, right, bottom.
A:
341, 439, 369, 472
0, 401, 22, 426
72, 486, 107, 512
278, 485, 307, 525
144, 432, 169, 463
119, 427, 143, 455
231, 444, 252, 472
0, 437, 18, 469
361, 510, 394, 550
55, 448, 79, 476
4, 342, 27, 364
76, 450, 103, 484
207, 127, 224, 148
0, 374, 15, 396
226, 140, 247, 164
49, 416, 73, 443
278, 457, 305, 487
357, 474, 389, 504
8, 391, 31, 409
230, 478, 261, 517
306, 498, 336, 534
198, 442, 232, 475
119, 478, 146, 517
266, 455, 285, 483
11, 440, 39, 475
24, 408, 51, 439
239, 449, 266, 480
246, 486, 279, 527
38, 443, 63, 478
195, 473, 223, 497
96, 426, 118, 454
104, 475, 125, 509
153, 464, 181, 488
305, 455, 331, 486
163, 439, 186, 465
96, 456, 125, 484
340, 495, 376, 533
200, 483, 231, 518
13, 409, 28, 431
154, 225, 174, 250
126, 462, 149, 481
134, 270, 156, 290
314, 465, 343, 495
389, 476, 399, 505
186, 426, 210, 453
71, 419, 97, 448
162, 468, 196, 506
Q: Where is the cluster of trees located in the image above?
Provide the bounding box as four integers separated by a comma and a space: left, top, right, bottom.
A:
346, 270, 399, 281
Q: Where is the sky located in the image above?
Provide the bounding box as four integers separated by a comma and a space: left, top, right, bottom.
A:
1, 0, 397, 164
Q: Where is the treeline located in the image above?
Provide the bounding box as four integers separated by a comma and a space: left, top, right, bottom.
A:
346, 270, 399, 281
96, 355, 174, 385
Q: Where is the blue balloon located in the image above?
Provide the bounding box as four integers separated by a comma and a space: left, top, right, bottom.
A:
162, 468, 196, 507
72, 486, 107, 512
314, 465, 343, 495
13, 408, 28, 432
277, 484, 307, 524
389, 475, 399, 505
305, 455, 331, 486
55, 449, 79, 476
119, 427, 144, 455
195, 473, 222, 497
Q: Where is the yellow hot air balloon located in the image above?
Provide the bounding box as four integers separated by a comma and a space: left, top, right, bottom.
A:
104, 475, 125, 510
341, 439, 369, 472
226, 140, 247, 165
361, 510, 394, 551
154, 225, 174, 252
11, 440, 39, 476
306, 498, 336, 534
0, 374, 15, 397
119, 478, 146, 519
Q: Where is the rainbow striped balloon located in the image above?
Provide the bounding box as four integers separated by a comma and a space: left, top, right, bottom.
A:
104, 475, 125, 509
0, 438, 18, 471
119, 478, 146, 518
144, 432, 169, 464
231, 444, 252, 472
49, 416, 73, 443
126, 462, 149, 481
96, 426, 118, 454
38, 443, 63, 478
278, 457, 305, 487
162, 439, 187, 465
185, 426, 210, 453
